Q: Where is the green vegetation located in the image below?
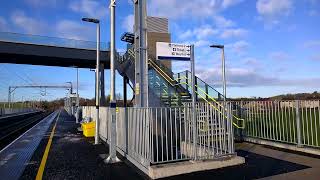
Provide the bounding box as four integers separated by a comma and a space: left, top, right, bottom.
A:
244, 106, 320, 147
0, 102, 31, 109
0, 92, 132, 111
270, 91, 320, 100
231, 91, 320, 101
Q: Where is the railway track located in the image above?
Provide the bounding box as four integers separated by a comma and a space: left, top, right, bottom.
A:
0, 111, 52, 150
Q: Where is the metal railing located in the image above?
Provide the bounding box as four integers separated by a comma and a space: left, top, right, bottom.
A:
82, 104, 235, 167
0, 31, 108, 50
0, 108, 36, 116
235, 100, 320, 148
174, 70, 223, 101
130, 105, 235, 164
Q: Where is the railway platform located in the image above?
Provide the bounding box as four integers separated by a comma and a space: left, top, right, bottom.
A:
1, 109, 319, 179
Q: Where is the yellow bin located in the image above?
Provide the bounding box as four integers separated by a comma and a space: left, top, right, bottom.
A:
82, 121, 95, 137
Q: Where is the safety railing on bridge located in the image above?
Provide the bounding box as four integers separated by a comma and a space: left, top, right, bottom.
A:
0, 31, 109, 50
234, 100, 320, 148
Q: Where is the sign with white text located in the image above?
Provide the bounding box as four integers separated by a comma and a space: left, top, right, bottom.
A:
156, 42, 191, 61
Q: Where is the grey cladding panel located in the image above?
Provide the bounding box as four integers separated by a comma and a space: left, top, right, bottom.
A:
147, 16, 168, 33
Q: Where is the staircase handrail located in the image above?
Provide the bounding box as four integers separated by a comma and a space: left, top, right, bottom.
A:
126, 48, 244, 128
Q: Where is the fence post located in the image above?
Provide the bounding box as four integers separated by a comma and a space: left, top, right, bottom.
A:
238, 101, 244, 142
227, 103, 234, 153
124, 107, 128, 154
146, 108, 151, 166
295, 100, 302, 147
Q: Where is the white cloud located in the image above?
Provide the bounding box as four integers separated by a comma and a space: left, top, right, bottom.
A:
220, 28, 248, 38
307, 0, 318, 5
24, 0, 57, 7
194, 40, 211, 47
222, 0, 244, 9
179, 30, 193, 40
179, 39, 210, 48
256, 0, 293, 26
269, 51, 290, 61
179, 25, 218, 40
242, 57, 262, 69
311, 54, 320, 61
122, 14, 134, 32
213, 15, 235, 28
0, 17, 9, 31
304, 40, 320, 49
197, 66, 320, 88
8, 10, 96, 41
69, 0, 107, 19
56, 20, 94, 40
226, 40, 250, 55
9, 9, 98, 41
195, 26, 219, 39
148, 0, 243, 19
11, 11, 47, 34
308, 10, 318, 16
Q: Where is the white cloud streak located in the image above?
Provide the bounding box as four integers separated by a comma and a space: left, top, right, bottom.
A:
256, 0, 293, 26
11, 10, 47, 34
220, 28, 248, 38
226, 40, 250, 55
269, 51, 290, 61
56, 20, 94, 40
9, 10, 95, 40
311, 54, 320, 61
304, 40, 320, 49
213, 15, 235, 28
148, 0, 244, 19
0, 17, 9, 31
69, 0, 108, 19
197, 67, 320, 88
24, 0, 57, 7
122, 14, 134, 32
179, 25, 219, 40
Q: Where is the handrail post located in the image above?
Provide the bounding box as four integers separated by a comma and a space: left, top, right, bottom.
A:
227, 103, 234, 153
205, 84, 209, 101
190, 45, 197, 160
195, 78, 198, 101
295, 100, 302, 147
186, 71, 189, 92
239, 101, 244, 141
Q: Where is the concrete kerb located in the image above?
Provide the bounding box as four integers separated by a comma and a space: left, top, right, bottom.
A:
148, 156, 245, 179
244, 137, 320, 156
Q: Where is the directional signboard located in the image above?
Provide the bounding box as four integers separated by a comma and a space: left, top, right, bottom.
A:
156, 42, 191, 61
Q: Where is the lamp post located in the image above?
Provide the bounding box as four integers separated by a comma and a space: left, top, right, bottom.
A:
65, 81, 73, 115
76, 68, 80, 123
210, 44, 226, 104
105, 0, 120, 164
82, 17, 101, 145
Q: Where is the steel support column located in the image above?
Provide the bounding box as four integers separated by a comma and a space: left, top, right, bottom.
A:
106, 0, 120, 163
100, 63, 107, 106
296, 100, 303, 147
134, 0, 148, 107
123, 75, 128, 107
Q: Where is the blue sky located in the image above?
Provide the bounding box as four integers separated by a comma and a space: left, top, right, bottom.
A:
0, 0, 320, 102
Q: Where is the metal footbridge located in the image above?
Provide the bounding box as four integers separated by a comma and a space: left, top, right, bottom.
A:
0, 32, 110, 69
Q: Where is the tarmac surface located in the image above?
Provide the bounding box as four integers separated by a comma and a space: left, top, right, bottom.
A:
17, 109, 320, 180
